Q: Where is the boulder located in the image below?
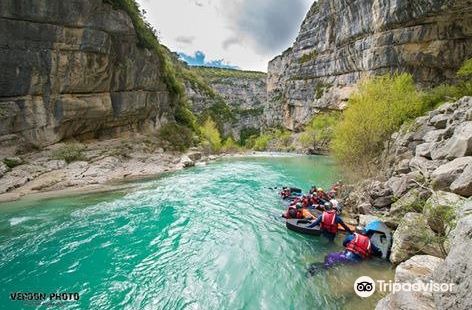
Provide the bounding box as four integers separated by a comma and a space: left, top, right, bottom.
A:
443, 121, 472, 159
431, 139, 453, 160
376, 255, 444, 310
372, 195, 393, 209
387, 189, 431, 225
387, 171, 423, 198
390, 213, 443, 264
423, 129, 447, 143
450, 164, 472, 197
0, 161, 9, 177
429, 114, 449, 129
179, 155, 195, 168
369, 180, 392, 199
186, 151, 202, 162
408, 156, 441, 177
415, 143, 432, 158
431, 157, 472, 191
395, 158, 411, 174
423, 191, 465, 234
433, 213, 472, 310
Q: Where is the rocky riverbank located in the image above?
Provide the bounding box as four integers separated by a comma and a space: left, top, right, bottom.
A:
0, 136, 230, 203
340, 96, 472, 309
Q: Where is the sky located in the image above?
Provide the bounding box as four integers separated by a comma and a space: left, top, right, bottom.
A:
136, 0, 313, 72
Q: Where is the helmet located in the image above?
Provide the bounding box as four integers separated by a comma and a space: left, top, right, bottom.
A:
324, 202, 332, 210
296, 202, 302, 209
355, 226, 366, 234
317, 188, 324, 192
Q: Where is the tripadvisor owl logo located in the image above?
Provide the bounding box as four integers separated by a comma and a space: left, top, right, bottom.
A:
354, 276, 376, 298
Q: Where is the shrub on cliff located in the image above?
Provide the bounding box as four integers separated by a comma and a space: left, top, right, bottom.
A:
200, 117, 222, 153
332, 73, 424, 177
221, 137, 240, 153
422, 57, 472, 109
157, 123, 194, 152
52, 144, 86, 163
299, 112, 340, 149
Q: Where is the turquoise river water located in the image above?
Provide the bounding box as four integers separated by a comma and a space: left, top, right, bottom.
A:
0, 155, 393, 310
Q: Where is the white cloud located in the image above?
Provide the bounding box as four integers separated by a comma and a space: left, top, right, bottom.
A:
136, 0, 313, 71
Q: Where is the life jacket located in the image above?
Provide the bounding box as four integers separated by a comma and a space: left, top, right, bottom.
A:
302, 197, 309, 208
320, 210, 338, 234
286, 206, 300, 219
346, 233, 372, 259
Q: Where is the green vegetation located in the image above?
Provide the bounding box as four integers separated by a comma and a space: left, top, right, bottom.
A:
314, 82, 332, 99
239, 127, 260, 146
299, 112, 340, 149
422, 58, 472, 109
192, 67, 267, 80
221, 137, 240, 153
299, 50, 318, 64
423, 195, 459, 257
332, 73, 425, 177
52, 144, 86, 163
457, 58, 472, 77
157, 123, 194, 152
200, 117, 222, 153
3, 157, 23, 168
245, 129, 292, 151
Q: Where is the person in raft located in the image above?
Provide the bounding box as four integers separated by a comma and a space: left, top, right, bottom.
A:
307, 226, 382, 275
283, 202, 314, 219
306, 202, 352, 242
323, 226, 382, 268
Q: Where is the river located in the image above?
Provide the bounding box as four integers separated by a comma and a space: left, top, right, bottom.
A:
0, 154, 393, 309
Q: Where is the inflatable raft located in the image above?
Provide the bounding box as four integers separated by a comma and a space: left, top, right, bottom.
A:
285, 219, 355, 235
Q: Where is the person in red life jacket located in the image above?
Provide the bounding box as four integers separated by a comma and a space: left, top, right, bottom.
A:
306, 202, 352, 242
307, 226, 383, 275
324, 226, 382, 268
280, 187, 291, 199
301, 195, 311, 208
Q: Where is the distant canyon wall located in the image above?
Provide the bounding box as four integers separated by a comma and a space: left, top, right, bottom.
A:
265, 0, 472, 131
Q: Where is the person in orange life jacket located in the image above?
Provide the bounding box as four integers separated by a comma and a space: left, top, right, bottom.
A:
307, 202, 352, 242
283, 203, 314, 219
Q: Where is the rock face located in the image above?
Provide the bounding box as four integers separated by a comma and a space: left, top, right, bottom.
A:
390, 213, 443, 264
266, 0, 472, 130
0, 0, 175, 155
433, 211, 472, 310
376, 255, 444, 310
185, 68, 267, 141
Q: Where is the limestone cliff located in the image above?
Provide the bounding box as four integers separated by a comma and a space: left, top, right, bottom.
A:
185, 67, 267, 142
266, 0, 472, 130
0, 0, 176, 156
